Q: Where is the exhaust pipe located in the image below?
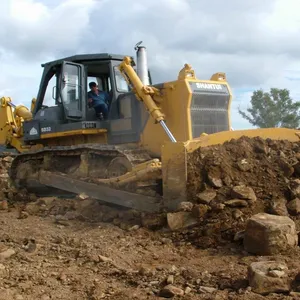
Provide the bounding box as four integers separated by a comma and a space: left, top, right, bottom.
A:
134, 41, 150, 85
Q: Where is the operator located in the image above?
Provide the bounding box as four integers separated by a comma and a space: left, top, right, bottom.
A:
87, 82, 109, 119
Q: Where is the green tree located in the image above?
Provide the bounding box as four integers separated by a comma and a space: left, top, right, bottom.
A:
238, 88, 300, 128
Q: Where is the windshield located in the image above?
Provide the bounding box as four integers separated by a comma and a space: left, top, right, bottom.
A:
114, 66, 130, 92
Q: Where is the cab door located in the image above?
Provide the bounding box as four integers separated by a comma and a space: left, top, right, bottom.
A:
60, 61, 86, 121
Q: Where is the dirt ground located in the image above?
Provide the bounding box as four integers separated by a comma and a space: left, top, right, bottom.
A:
0, 198, 298, 300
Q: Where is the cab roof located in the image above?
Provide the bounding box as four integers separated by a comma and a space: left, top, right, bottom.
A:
41, 53, 135, 67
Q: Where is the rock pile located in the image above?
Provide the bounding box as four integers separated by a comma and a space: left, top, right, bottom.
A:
175, 136, 300, 248
0, 155, 13, 209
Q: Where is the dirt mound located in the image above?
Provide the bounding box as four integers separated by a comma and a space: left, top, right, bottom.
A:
180, 136, 300, 248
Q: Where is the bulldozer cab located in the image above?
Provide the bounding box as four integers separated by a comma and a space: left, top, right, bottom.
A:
32, 54, 132, 122
22, 53, 145, 143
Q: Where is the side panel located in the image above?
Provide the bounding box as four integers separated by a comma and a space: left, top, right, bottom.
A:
107, 93, 144, 144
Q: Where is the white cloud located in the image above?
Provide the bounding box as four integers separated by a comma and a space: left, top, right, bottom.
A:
0, 0, 300, 130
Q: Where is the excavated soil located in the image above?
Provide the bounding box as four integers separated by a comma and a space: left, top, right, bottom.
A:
182, 136, 300, 248
0, 138, 300, 299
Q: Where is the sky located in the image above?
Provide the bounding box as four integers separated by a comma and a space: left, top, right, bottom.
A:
1, 0, 300, 129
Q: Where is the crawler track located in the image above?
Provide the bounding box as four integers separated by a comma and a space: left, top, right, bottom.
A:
10, 144, 162, 199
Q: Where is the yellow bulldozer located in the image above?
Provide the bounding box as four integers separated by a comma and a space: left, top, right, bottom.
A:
1, 42, 299, 214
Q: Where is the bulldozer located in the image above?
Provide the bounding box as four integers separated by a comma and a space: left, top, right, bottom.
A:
1, 42, 300, 215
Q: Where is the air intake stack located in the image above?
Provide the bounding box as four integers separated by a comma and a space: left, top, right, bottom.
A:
134, 41, 150, 85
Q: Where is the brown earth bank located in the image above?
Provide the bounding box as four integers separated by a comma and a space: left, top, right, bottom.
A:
0, 137, 300, 299
184, 136, 300, 248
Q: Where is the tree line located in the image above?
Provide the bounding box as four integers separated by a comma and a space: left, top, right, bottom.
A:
238, 88, 300, 128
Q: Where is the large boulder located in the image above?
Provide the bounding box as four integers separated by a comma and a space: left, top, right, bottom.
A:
248, 261, 290, 295
244, 213, 298, 255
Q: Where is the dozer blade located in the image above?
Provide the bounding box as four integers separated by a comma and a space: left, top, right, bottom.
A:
39, 171, 162, 213
161, 128, 300, 211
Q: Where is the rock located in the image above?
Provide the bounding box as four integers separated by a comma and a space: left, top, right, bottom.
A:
0, 248, 16, 260
15, 295, 24, 300
161, 238, 173, 245
184, 287, 192, 294
18, 211, 29, 219
210, 203, 225, 211
196, 190, 216, 204
199, 286, 217, 293
248, 261, 290, 295
22, 238, 37, 253
159, 285, 184, 298
28, 193, 37, 202
167, 275, 174, 284
254, 142, 269, 154
25, 202, 41, 215
237, 159, 251, 172
286, 198, 300, 215
231, 186, 256, 202
38, 197, 56, 206
128, 225, 140, 231
177, 202, 193, 212
207, 173, 223, 188
3, 156, 13, 163
277, 158, 294, 177
232, 209, 243, 219
138, 266, 155, 277
141, 214, 166, 229
167, 211, 198, 231
244, 213, 298, 255
98, 255, 112, 263
268, 270, 286, 278
191, 204, 209, 218
269, 197, 288, 216
234, 231, 245, 242
224, 199, 248, 207
290, 179, 300, 198
78, 193, 89, 200
0, 200, 8, 210
290, 292, 300, 297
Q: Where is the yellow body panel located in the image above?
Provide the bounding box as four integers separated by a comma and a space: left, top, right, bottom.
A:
40, 128, 107, 139
140, 78, 233, 157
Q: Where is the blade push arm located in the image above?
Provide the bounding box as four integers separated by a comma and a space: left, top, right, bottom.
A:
118, 57, 176, 142
0, 97, 32, 152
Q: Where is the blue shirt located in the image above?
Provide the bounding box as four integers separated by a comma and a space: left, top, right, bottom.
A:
88, 89, 109, 107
